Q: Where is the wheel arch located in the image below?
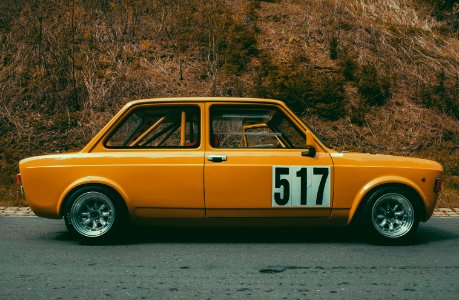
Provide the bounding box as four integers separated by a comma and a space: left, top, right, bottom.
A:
347, 177, 427, 225
58, 177, 131, 218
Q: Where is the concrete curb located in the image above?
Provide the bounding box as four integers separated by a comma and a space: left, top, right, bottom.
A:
432, 207, 459, 217
1, 206, 459, 217
0, 207, 36, 216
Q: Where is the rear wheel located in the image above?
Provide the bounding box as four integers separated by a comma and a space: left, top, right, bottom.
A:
63, 186, 127, 242
362, 186, 420, 243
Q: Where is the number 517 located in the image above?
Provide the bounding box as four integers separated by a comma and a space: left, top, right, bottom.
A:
272, 166, 330, 206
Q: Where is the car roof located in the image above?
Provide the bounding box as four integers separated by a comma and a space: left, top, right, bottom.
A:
81, 97, 303, 153
123, 97, 285, 108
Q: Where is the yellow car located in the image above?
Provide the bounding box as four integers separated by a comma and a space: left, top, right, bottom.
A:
17, 98, 443, 243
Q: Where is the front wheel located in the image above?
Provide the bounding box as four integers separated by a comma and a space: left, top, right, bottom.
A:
64, 186, 127, 242
362, 187, 420, 243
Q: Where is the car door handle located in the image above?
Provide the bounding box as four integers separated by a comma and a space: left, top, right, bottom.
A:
208, 155, 227, 162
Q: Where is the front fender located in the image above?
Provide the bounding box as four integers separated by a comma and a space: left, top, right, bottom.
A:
347, 176, 427, 224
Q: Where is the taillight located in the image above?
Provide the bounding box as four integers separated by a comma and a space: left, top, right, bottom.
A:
434, 177, 443, 193
16, 173, 22, 186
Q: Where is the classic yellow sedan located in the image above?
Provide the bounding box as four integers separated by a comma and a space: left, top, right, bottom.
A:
17, 98, 443, 243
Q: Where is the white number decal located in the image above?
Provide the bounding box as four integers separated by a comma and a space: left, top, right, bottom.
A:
272, 166, 331, 207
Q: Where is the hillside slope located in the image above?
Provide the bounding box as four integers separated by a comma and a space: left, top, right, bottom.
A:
0, 0, 457, 206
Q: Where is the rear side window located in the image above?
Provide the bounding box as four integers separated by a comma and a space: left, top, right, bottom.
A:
210, 105, 306, 148
105, 106, 200, 148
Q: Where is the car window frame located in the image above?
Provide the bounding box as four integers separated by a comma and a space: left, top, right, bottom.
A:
208, 103, 308, 150
102, 103, 203, 150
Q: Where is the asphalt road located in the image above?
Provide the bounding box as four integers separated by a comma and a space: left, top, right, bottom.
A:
1, 217, 458, 299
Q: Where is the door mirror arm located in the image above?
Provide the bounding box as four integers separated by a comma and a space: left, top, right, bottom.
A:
303, 130, 316, 157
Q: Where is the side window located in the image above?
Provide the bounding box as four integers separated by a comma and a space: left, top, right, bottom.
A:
244, 124, 284, 148
105, 106, 200, 148
210, 105, 306, 148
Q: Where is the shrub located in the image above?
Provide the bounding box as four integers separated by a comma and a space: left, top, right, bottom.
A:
418, 70, 459, 119
338, 53, 358, 81
254, 58, 345, 120
329, 35, 339, 60
428, 0, 459, 32
220, 23, 258, 74
357, 64, 391, 106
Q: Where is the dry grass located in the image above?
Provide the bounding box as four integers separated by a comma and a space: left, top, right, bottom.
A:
0, 188, 26, 207
437, 176, 459, 207
255, 0, 458, 87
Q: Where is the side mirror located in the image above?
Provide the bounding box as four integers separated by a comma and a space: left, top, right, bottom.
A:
302, 131, 316, 158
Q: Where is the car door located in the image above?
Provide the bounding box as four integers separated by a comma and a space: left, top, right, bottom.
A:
94, 102, 206, 219
204, 102, 333, 218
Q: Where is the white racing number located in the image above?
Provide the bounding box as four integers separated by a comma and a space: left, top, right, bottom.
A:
272, 166, 331, 207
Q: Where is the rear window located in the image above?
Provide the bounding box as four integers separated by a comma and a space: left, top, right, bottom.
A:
105, 106, 200, 148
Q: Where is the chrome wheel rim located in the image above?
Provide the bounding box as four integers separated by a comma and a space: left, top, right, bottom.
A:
371, 193, 414, 238
70, 191, 115, 237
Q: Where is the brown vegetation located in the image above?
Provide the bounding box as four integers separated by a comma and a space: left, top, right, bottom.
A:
0, 0, 458, 207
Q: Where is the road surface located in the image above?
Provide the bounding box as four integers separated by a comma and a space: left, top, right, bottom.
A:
1, 217, 458, 299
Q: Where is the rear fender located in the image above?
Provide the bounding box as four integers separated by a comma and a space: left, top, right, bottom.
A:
57, 176, 130, 217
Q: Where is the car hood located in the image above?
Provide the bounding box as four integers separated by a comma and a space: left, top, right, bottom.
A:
329, 152, 443, 171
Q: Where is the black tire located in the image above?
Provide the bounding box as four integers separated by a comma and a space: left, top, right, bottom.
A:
361, 186, 420, 244
63, 186, 128, 243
